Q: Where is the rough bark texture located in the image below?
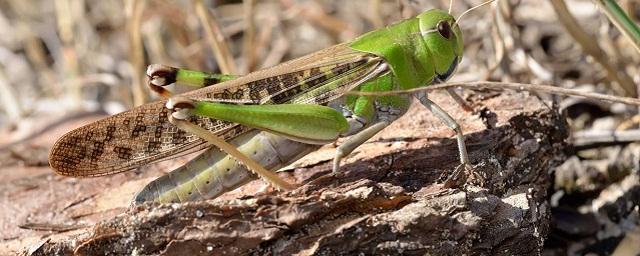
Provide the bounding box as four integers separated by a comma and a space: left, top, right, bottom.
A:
14, 91, 567, 255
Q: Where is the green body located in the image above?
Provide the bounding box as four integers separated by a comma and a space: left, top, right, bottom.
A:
49, 9, 464, 203
191, 9, 463, 137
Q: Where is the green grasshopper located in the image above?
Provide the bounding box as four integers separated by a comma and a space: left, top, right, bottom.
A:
49, 7, 476, 204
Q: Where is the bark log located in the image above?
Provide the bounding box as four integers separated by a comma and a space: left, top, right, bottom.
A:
24, 90, 568, 255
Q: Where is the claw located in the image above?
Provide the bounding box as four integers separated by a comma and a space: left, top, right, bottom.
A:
446, 88, 474, 112
332, 151, 345, 174
443, 163, 473, 189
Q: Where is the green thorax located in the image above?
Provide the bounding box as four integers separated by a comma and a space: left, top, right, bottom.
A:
346, 9, 462, 122
348, 9, 462, 90
349, 17, 431, 90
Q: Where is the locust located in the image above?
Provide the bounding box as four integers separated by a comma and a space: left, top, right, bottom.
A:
48, 7, 478, 204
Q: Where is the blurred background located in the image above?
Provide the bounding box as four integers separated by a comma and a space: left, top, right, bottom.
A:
0, 0, 639, 255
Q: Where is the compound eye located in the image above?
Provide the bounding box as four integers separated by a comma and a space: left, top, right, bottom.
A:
436, 21, 452, 39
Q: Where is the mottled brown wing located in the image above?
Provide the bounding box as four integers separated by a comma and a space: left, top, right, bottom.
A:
49, 44, 385, 177
48, 101, 242, 177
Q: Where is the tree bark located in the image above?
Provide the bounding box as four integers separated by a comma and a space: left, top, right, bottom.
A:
23, 90, 568, 255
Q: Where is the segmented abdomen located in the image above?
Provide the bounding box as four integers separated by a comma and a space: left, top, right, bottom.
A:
134, 131, 318, 203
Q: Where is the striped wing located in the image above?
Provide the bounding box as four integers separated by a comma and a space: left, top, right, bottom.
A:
49, 44, 386, 177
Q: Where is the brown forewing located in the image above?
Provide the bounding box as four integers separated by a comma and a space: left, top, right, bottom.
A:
49, 44, 384, 177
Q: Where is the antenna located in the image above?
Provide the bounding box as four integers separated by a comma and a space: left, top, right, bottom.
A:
454, 0, 497, 28
449, 0, 454, 14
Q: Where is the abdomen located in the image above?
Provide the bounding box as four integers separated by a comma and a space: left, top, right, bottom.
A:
134, 130, 319, 203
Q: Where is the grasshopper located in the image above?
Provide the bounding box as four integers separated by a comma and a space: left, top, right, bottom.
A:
49, 7, 477, 204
